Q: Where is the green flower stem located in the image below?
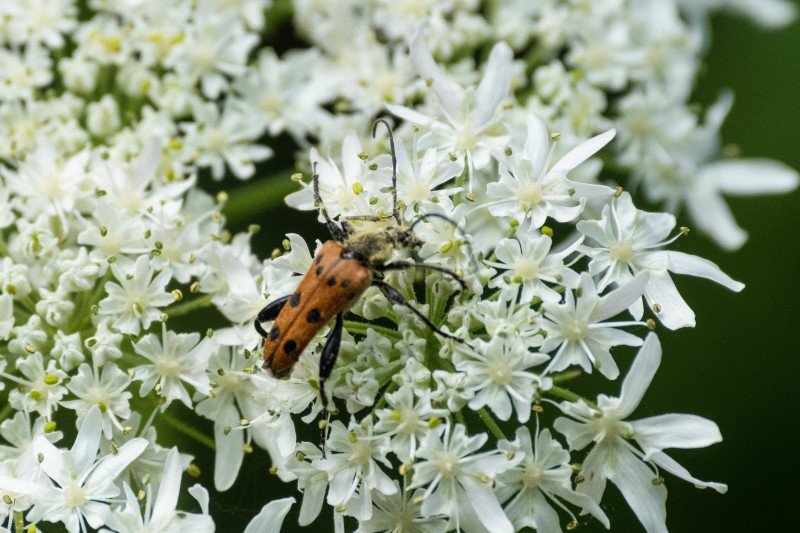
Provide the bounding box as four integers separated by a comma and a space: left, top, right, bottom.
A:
343, 320, 403, 342
548, 385, 599, 411
477, 407, 507, 441
167, 293, 215, 317
222, 173, 301, 226
550, 368, 583, 384
159, 411, 216, 451
14, 511, 23, 533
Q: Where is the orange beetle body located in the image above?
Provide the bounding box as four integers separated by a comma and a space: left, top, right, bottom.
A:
263, 241, 370, 377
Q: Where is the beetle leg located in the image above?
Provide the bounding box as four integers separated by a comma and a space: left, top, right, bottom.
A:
341, 214, 396, 223
318, 312, 344, 417
254, 295, 290, 338
376, 260, 468, 291
372, 280, 469, 346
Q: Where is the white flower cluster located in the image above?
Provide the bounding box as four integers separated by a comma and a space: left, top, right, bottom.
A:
0, 1, 796, 533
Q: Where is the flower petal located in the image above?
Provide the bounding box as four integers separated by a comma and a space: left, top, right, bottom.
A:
617, 333, 661, 418
685, 186, 747, 250
648, 451, 728, 494
595, 271, 649, 321
244, 497, 296, 533
409, 26, 464, 122
607, 445, 668, 533
472, 41, 513, 128
666, 251, 744, 292
150, 448, 182, 522
702, 159, 799, 196
550, 129, 616, 175
632, 414, 722, 454
644, 269, 695, 330
460, 476, 514, 533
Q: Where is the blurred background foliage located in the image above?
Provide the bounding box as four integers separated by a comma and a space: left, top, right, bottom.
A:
194, 5, 800, 532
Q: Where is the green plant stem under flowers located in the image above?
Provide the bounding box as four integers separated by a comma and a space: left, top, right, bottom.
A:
166, 293, 215, 318
159, 409, 216, 451
477, 407, 507, 441
14, 511, 23, 533
548, 385, 599, 411
343, 321, 402, 342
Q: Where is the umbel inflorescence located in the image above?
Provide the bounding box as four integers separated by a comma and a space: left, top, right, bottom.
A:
0, 1, 797, 532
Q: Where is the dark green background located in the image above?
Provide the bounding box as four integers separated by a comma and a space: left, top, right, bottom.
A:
205, 8, 800, 532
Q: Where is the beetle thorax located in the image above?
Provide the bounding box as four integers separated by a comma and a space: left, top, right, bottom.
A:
343, 226, 422, 266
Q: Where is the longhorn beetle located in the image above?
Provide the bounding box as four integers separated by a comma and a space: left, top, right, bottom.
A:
255, 119, 469, 418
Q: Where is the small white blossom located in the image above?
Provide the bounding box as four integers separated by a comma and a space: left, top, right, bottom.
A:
131, 323, 216, 408
410, 423, 520, 533
555, 334, 727, 533
98, 255, 174, 335
61, 363, 132, 438
541, 272, 650, 380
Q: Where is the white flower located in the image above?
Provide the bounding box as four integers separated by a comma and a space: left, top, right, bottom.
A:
347, 481, 448, 533
485, 230, 582, 304
231, 48, 331, 141
166, 15, 258, 99
61, 363, 132, 438
387, 26, 513, 190
455, 336, 550, 423
35, 286, 74, 327
181, 100, 273, 180
541, 272, 650, 380
410, 423, 519, 533
131, 323, 216, 408
483, 114, 616, 228
578, 192, 745, 329
99, 447, 215, 533
314, 418, 396, 521
0, 142, 90, 229
0, 406, 148, 533
388, 138, 463, 221
6, 352, 68, 418
496, 426, 610, 532
554, 334, 727, 533
98, 255, 174, 335
87, 94, 121, 137
374, 387, 448, 462
284, 131, 377, 219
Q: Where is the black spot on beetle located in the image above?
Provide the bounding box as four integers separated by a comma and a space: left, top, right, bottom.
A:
316, 254, 323, 264
316, 266, 324, 276
290, 292, 301, 307
341, 279, 351, 288
283, 339, 297, 354
327, 277, 336, 286
306, 308, 321, 323
269, 326, 280, 340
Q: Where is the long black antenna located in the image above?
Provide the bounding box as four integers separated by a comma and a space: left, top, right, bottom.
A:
372, 118, 401, 225
312, 162, 346, 241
